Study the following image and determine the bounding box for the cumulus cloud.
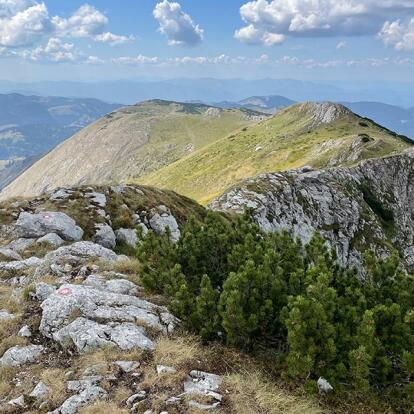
[94,32,135,46]
[52,4,108,38]
[235,0,414,46]
[0,1,133,52]
[379,18,414,50]
[18,37,78,62]
[153,0,203,46]
[0,0,52,47]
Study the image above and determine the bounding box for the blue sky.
[0,0,414,82]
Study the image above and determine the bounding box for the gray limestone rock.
[115,228,138,248]
[37,233,65,248]
[0,345,44,367]
[149,206,180,242]
[15,211,83,241]
[92,224,116,249]
[49,386,107,414]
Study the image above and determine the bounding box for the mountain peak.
[293,101,353,125]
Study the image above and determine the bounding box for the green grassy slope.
[0,100,265,200]
[137,102,413,204]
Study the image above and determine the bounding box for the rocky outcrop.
[15,211,83,241]
[211,150,414,270]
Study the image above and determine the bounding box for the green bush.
[136,211,414,408]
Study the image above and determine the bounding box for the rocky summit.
[210,149,414,271]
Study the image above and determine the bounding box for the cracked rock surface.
[211,150,414,271]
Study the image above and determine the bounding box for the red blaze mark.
[58,288,72,296]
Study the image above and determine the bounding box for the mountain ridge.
[139,101,412,203]
[0,100,264,201]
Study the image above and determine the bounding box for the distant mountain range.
[1,78,414,107]
[214,96,414,139]
[0,93,121,189]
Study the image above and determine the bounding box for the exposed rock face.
[211,150,414,270]
[297,101,352,126]
[15,211,83,241]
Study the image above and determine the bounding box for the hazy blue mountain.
[215,95,296,113]
[1,78,413,106]
[0,93,121,189]
[342,101,414,139]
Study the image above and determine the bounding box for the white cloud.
[112,55,160,65]
[94,32,135,46]
[153,0,203,46]
[0,1,133,53]
[235,0,414,46]
[336,41,347,49]
[19,37,79,62]
[52,4,108,38]
[0,1,51,47]
[379,18,414,50]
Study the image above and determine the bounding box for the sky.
[0,0,414,82]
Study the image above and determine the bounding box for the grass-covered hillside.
[0,100,264,201]
[138,102,412,204]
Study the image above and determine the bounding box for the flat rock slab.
[84,274,138,295]
[0,345,44,367]
[44,241,119,263]
[15,211,83,241]
[53,317,155,353]
[0,256,44,272]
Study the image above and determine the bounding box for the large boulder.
[15,211,83,241]
[92,224,116,249]
[149,206,180,242]
[44,241,119,263]
[0,345,44,367]
[115,228,138,248]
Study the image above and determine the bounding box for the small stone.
[18,325,32,337]
[115,360,140,373]
[126,391,147,406]
[0,309,14,320]
[30,381,49,399]
[188,400,220,411]
[8,395,26,408]
[157,365,177,375]
[317,377,333,394]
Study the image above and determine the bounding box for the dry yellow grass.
[40,368,69,407]
[224,371,325,414]
[0,336,27,357]
[154,335,202,370]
